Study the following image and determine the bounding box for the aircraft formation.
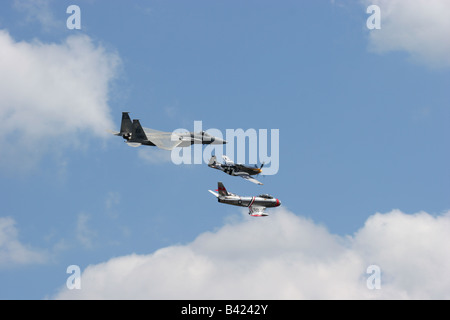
[113,112,281,216]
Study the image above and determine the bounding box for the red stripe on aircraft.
[248,197,256,207]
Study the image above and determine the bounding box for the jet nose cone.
[213,138,227,144]
[276,198,281,206]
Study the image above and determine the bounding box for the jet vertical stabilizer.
[131,119,148,141]
[217,182,229,197]
[120,112,133,138]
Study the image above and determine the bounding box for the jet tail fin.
[217,182,229,197]
[130,119,148,141]
[120,112,133,138]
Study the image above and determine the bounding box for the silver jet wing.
[249,205,268,217]
[143,127,184,150]
[238,173,263,185]
[208,190,219,197]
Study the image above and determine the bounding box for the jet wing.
[143,128,183,150]
[249,205,268,216]
[208,190,219,197]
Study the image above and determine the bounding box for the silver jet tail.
[217,182,229,197]
[208,181,229,198]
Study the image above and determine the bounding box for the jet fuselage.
[218,195,281,208]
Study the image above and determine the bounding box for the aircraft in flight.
[208,182,281,217]
[112,112,227,150]
[208,155,264,185]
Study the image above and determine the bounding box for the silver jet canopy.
[208,182,281,217]
[112,112,227,150]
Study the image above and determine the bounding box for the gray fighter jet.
[112,112,226,150]
[208,182,281,217]
[208,155,264,185]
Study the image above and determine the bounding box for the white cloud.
[0,217,47,267]
[0,30,120,170]
[54,208,450,299]
[13,0,59,31]
[362,0,450,68]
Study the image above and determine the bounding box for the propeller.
[252,162,265,177]
[253,162,264,169]
[259,162,267,181]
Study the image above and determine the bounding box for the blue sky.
[0,0,449,299]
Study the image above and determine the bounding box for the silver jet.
[208,155,264,185]
[112,112,226,150]
[208,182,281,217]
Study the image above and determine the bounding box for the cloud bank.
[54,208,450,299]
[0,217,47,267]
[0,30,120,170]
[363,0,450,68]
